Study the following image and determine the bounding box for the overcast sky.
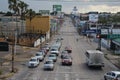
[0,0,120,13]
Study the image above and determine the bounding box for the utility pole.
[96,23,101,51]
[11,43,15,72]
[110,24,113,50]
[11,29,17,72]
[40,30,42,49]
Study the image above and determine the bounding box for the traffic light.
[96,34,107,39]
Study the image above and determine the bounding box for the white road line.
[75,78,80,80]
[54,77,58,80]
[65,73,69,80]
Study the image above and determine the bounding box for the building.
[0,16,26,38]
[19,16,50,46]
[26,16,50,34]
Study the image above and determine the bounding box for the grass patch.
[0,72,14,79]
[0,70,2,75]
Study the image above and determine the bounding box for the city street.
[8,17,119,80]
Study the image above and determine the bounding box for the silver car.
[48,54,57,62]
[44,59,54,70]
[104,71,120,80]
[35,52,44,61]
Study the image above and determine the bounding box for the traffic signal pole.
[96,24,101,51]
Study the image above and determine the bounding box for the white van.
[85,50,104,67]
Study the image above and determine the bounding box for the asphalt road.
[8,17,119,80]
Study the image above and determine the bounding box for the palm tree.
[18,1,28,20]
[18,1,29,33]
[8,0,19,15]
[26,9,36,33]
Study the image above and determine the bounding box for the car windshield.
[63,56,71,59]
[51,48,57,51]
[45,61,53,64]
[49,55,55,57]
[30,59,37,61]
[36,54,42,56]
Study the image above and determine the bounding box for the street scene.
[0,0,120,80]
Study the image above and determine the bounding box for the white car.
[28,57,39,68]
[48,54,57,62]
[39,51,46,57]
[44,59,54,70]
[35,52,44,61]
[50,48,60,56]
[104,71,120,80]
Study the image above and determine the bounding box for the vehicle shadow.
[80,63,103,71]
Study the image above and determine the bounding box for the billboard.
[39,10,50,15]
[89,14,98,22]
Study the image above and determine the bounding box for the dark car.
[61,55,72,66]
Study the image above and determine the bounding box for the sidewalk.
[104,50,120,69]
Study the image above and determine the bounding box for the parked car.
[35,52,44,61]
[104,71,120,80]
[44,59,54,70]
[61,55,72,66]
[48,54,57,62]
[65,46,72,53]
[28,57,39,68]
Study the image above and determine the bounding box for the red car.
[61,55,72,66]
[65,46,72,53]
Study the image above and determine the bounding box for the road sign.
[107,34,120,39]
[82,29,100,34]
[53,5,62,12]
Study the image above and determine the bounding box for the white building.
[0,16,26,38]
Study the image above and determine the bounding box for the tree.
[18,1,28,20]
[8,0,19,15]
[4,11,12,16]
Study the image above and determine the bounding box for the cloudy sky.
[0,0,120,13]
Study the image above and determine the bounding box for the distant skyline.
[0,0,120,13]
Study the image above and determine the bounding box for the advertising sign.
[89,14,98,22]
[39,10,50,15]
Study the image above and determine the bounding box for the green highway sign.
[107,34,120,39]
[53,5,62,12]
[39,10,50,15]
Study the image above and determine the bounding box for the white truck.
[85,50,104,68]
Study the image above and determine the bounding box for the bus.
[85,50,104,68]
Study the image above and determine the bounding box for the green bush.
[0,70,2,75]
